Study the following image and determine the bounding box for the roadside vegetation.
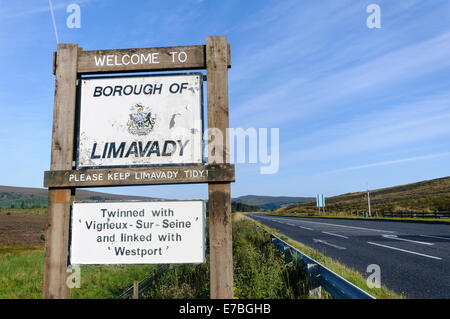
[245,213,402,299]
[0,212,312,299]
[0,208,401,299]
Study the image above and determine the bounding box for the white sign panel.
[70,200,205,265]
[77,73,203,168]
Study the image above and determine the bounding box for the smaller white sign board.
[70,200,205,265]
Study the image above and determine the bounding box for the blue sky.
[1,0,450,200]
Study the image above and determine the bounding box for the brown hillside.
[277,176,450,215]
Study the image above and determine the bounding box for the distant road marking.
[292,219,394,233]
[299,226,314,231]
[313,239,346,250]
[367,242,442,260]
[382,234,434,246]
[419,234,450,241]
[287,223,296,226]
[322,231,349,239]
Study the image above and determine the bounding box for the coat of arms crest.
[127,103,156,136]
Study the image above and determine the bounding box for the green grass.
[245,215,403,299]
[232,214,309,299]
[144,214,310,299]
[141,263,210,299]
[0,246,159,299]
[72,264,159,299]
[0,208,47,216]
[0,247,45,298]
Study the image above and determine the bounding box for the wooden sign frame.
[43,37,233,299]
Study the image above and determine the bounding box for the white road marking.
[419,234,450,241]
[313,239,346,250]
[322,231,349,239]
[382,234,434,246]
[287,223,296,226]
[286,219,394,233]
[367,242,442,260]
[299,226,314,231]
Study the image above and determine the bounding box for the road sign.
[70,200,205,265]
[44,37,233,299]
[77,73,203,168]
[316,194,325,208]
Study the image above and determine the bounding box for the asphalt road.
[247,214,450,299]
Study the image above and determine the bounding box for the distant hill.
[0,185,161,209]
[233,195,315,210]
[0,186,312,211]
[276,176,450,215]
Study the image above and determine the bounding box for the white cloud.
[235,29,450,128]
[326,152,450,174]
[286,92,450,163]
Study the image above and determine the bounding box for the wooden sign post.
[206,37,233,299]
[44,43,78,299]
[43,37,234,299]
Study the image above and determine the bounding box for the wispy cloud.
[0,0,94,19]
[325,152,450,174]
[287,92,450,163]
[233,29,450,128]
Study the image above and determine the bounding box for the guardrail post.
[307,264,321,298]
[133,280,139,299]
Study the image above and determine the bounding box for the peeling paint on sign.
[77,74,203,168]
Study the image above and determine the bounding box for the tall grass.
[255,224,402,299]
[232,217,308,299]
[71,264,160,299]
[142,215,309,299]
[142,263,210,299]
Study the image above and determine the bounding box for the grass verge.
[243,214,403,299]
